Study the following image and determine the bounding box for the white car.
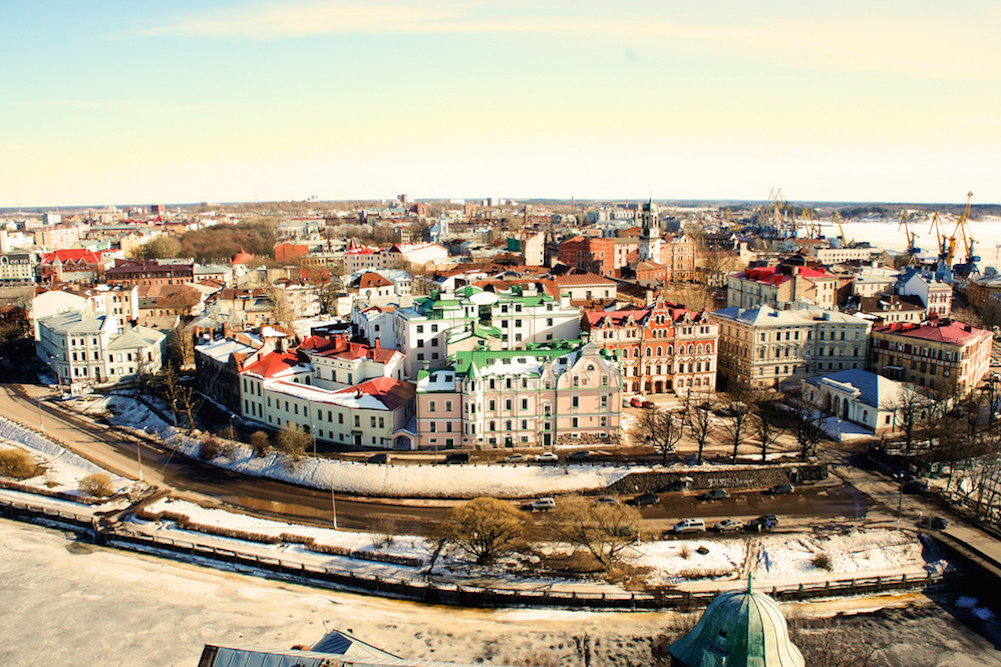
[528,497,556,511]
[503,454,527,463]
[673,518,706,534]
[534,452,559,463]
[714,518,743,532]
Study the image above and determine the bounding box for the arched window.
[862,409,869,422]
[646,348,652,357]
[696,343,703,354]
[656,346,663,356]
[695,377,702,387]
[667,345,673,355]
[688,344,695,355]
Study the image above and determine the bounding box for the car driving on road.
[673,518,706,534]
[527,497,556,511]
[630,493,660,507]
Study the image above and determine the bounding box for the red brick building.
[584,297,719,395]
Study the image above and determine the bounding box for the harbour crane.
[951,192,980,277]
[834,211,853,248]
[897,210,920,266]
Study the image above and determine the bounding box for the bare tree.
[753,394,786,463]
[631,406,684,464]
[249,430,270,457]
[786,390,827,461]
[685,390,715,464]
[894,385,931,453]
[267,287,301,329]
[166,324,195,369]
[549,496,641,569]
[275,423,312,461]
[719,382,755,462]
[433,497,526,565]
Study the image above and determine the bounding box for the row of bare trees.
[631,383,827,464]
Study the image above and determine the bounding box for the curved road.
[0,381,871,536]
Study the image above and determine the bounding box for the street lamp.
[331,485,338,530]
[36,396,44,433]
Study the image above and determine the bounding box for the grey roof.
[200,646,518,667]
[668,583,804,667]
[37,310,107,334]
[195,337,258,363]
[107,326,165,350]
[805,369,912,410]
[711,305,869,328]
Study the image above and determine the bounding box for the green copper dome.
[668,579,804,667]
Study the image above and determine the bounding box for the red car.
[630,396,655,409]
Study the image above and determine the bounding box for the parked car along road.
[533,452,558,463]
[630,493,661,507]
[566,450,592,461]
[673,518,706,534]
[526,497,556,511]
[444,452,469,464]
[699,489,730,501]
[714,518,743,532]
[766,484,794,495]
[366,453,390,464]
[503,454,526,463]
[746,514,779,531]
[630,396,655,409]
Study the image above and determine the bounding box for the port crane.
[834,211,853,248]
[897,210,920,266]
[951,191,980,278]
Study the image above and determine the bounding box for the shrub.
[250,431,270,457]
[198,436,221,460]
[679,544,691,560]
[812,551,833,571]
[79,473,114,497]
[0,448,39,479]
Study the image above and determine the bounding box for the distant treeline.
[177,218,278,263]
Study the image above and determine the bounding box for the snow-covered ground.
[76,395,646,498]
[0,417,131,498]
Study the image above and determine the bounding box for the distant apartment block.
[727,262,838,311]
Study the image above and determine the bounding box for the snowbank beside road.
[80,395,644,498]
[0,417,131,497]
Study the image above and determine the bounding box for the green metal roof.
[668,582,804,667]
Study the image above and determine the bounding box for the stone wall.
[604,462,828,495]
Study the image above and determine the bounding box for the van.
[673,519,706,534]
[528,497,556,511]
[444,452,469,464]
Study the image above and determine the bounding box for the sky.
[1,1,1000,208]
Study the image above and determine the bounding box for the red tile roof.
[333,377,415,411]
[552,272,616,286]
[241,350,304,378]
[874,319,990,345]
[740,265,832,286]
[41,249,102,265]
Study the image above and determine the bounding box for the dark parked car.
[566,450,592,461]
[595,496,619,505]
[918,516,950,531]
[630,493,661,507]
[766,484,795,495]
[747,514,779,531]
[699,489,730,501]
[444,452,469,464]
[902,479,929,494]
[366,453,390,464]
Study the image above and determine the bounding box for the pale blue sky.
[2,1,999,207]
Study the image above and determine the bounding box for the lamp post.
[136,440,144,482]
[331,485,338,530]
[36,397,44,433]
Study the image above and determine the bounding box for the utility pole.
[136,440,144,482]
[36,397,44,433]
[331,485,338,530]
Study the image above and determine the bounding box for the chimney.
[374,337,381,349]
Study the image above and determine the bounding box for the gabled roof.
[41,249,102,265]
[241,350,310,379]
[352,272,392,289]
[873,318,990,345]
[552,272,616,287]
[331,377,415,411]
[806,369,913,410]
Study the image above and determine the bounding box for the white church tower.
[638,199,662,263]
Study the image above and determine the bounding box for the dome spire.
[748,572,753,594]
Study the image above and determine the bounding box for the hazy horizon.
[3,2,999,207]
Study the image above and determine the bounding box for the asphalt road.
[0,380,873,537]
